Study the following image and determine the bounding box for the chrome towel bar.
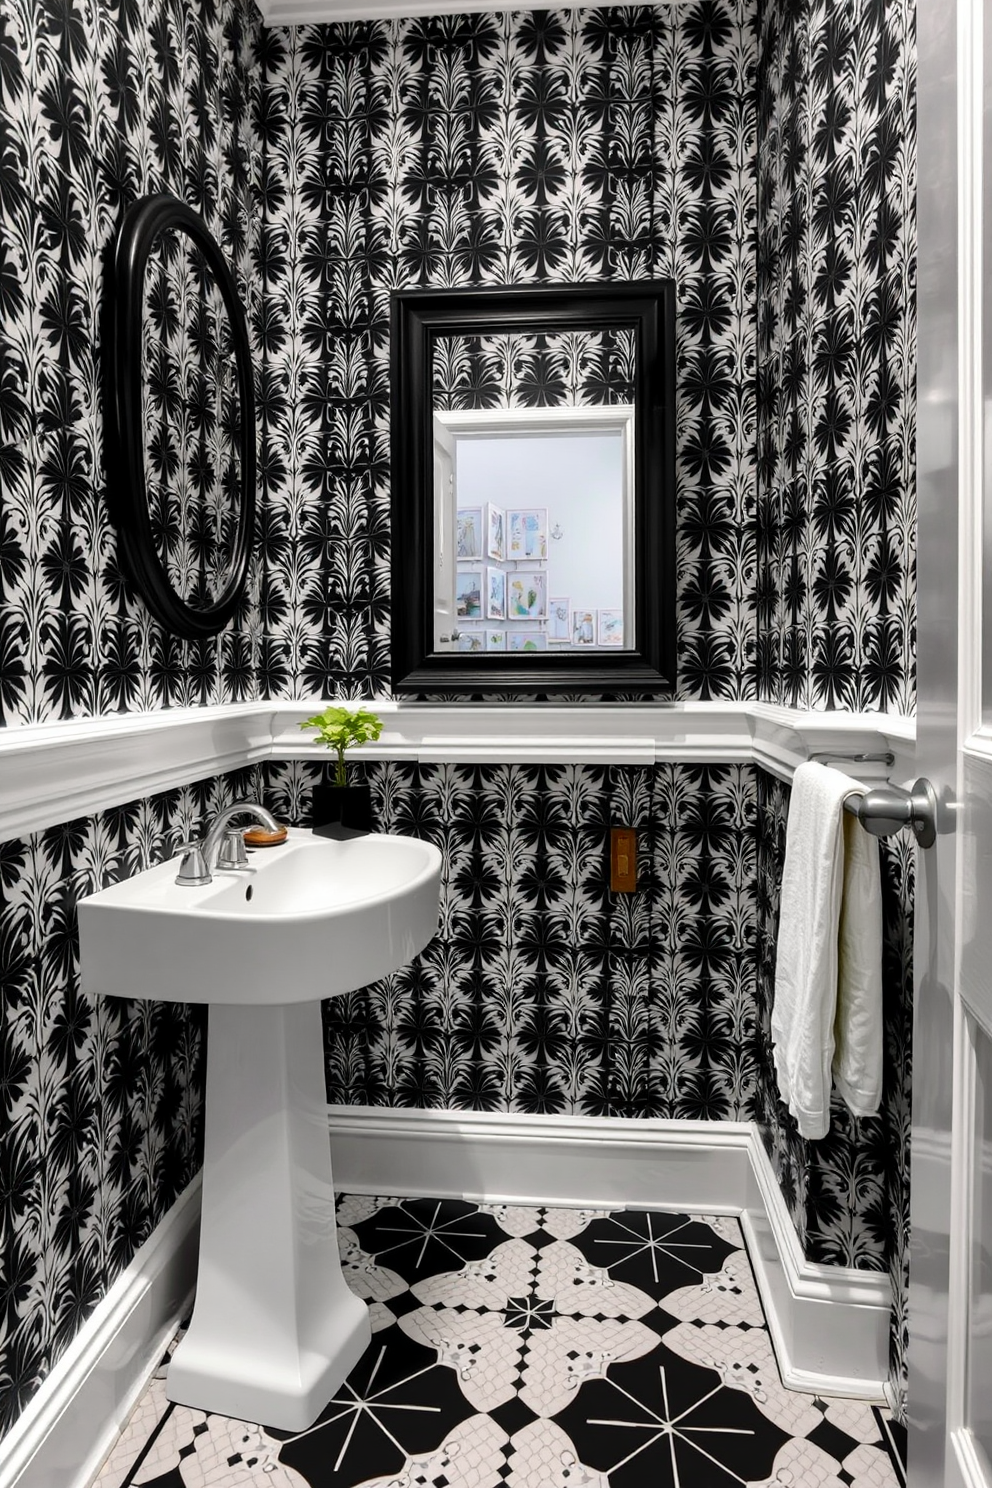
[805,752,936,847]
[841,779,937,848]
[812,750,896,768]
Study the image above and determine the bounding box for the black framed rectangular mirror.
[390,282,676,696]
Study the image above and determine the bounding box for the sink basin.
[79,828,441,1005]
[77,827,442,1432]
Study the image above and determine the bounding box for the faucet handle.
[176,841,211,886]
[215,828,249,871]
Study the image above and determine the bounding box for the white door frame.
[913,2,992,1484]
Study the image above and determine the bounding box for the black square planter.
[311,783,374,835]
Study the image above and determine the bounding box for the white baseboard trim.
[742,1132,891,1398]
[0,1177,201,1488]
[0,1110,894,1487]
[326,1106,754,1212]
[327,1106,892,1399]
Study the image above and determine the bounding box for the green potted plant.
[299,705,383,834]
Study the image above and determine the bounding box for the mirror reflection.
[141,227,243,612]
[431,328,635,655]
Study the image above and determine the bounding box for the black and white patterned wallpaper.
[754,0,916,1417]
[755,0,916,714]
[0,0,265,727]
[0,0,267,1440]
[257,6,759,702]
[432,327,636,411]
[141,232,247,610]
[0,766,262,1435]
[0,0,919,1444]
[267,758,761,1117]
[755,769,914,1419]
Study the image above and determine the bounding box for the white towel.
[833,810,884,1117]
[772,762,883,1139]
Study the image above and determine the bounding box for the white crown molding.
[0,698,915,840]
[0,1177,200,1488]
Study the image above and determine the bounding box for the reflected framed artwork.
[486,504,505,562]
[549,596,570,642]
[598,609,624,646]
[508,508,547,561]
[572,609,596,646]
[486,567,505,620]
[455,570,483,619]
[456,508,482,559]
[507,571,548,621]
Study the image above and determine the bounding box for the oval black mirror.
[103,194,256,638]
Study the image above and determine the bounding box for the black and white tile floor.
[95,1198,906,1488]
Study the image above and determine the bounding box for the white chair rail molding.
[0,698,915,841]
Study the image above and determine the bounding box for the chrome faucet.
[175,800,280,886]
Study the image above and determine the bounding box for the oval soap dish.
[243,825,288,847]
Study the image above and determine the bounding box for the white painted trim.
[327,1106,754,1212]
[963,726,992,764]
[957,0,984,752]
[747,703,916,785]
[435,405,635,435]
[0,699,915,839]
[2,1112,892,1482]
[946,1003,981,1465]
[326,1106,891,1398]
[950,1428,992,1488]
[742,1131,890,1399]
[256,0,694,23]
[0,704,275,842]
[0,1177,201,1488]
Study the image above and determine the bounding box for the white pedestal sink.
[78,829,442,1430]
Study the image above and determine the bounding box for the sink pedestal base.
[167,1001,371,1431]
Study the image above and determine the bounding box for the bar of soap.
[243,825,288,847]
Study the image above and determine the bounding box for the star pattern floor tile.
[92,1198,905,1488]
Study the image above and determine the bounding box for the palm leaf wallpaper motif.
[141,234,245,610]
[756,0,916,712]
[754,0,915,1409]
[268,759,760,1119]
[0,767,262,1434]
[0,0,265,727]
[755,770,915,1421]
[0,0,917,1442]
[258,6,759,702]
[432,328,636,411]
